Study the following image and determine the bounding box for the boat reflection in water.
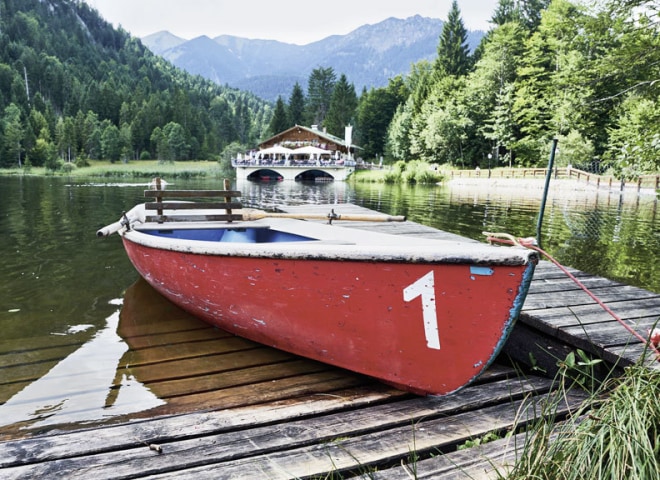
[0,278,232,436]
[0,282,169,434]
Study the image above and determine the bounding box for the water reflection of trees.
[352,181,659,293]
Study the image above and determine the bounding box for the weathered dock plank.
[517,264,660,370]
[145,397,564,480]
[1,374,580,480]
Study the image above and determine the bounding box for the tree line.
[0,0,272,169]
[269,0,659,177]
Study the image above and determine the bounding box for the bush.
[401,160,445,184]
[383,169,402,183]
[75,156,90,168]
[61,162,76,173]
[45,156,62,172]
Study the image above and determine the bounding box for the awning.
[292,146,332,156]
[258,146,293,156]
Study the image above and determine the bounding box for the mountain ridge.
[142,16,484,101]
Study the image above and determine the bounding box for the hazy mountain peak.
[141,16,483,101]
[141,31,187,52]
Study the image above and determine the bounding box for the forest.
[274,0,659,177]
[0,0,658,178]
[0,0,272,169]
[386,0,659,177]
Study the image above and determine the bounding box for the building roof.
[259,125,361,150]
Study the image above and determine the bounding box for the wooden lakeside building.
[233,125,360,182]
[1,204,659,479]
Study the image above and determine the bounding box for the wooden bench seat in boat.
[144,178,243,223]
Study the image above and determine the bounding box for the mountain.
[142,16,484,101]
[142,30,187,52]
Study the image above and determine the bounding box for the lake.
[0,175,657,436]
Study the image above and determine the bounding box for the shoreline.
[1,167,658,200]
[447,176,658,198]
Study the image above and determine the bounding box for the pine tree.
[434,0,471,77]
[268,96,289,136]
[324,74,357,137]
[519,0,551,31]
[234,97,252,145]
[491,0,550,31]
[288,82,306,126]
[491,0,522,26]
[306,67,336,126]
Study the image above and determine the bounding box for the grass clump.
[349,169,388,183]
[352,160,445,184]
[350,161,445,184]
[400,160,444,184]
[506,363,660,480]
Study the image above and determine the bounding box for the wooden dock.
[1,204,658,479]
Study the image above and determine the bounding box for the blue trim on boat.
[494,260,537,356]
[470,266,495,276]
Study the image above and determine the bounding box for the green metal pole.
[536,138,558,248]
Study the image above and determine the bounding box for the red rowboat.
[98,193,537,395]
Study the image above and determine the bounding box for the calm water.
[0,175,657,435]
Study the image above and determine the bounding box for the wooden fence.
[449,167,660,191]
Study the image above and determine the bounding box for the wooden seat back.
[144,178,243,223]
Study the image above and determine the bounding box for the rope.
[483,231,660,361]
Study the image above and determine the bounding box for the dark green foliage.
[491,0,522,26]
[306,66,336,127]
[0,0,270,168]
[355,77,408,159]
[268,96,289,136]
[324,74,357,138]
[434,0,472,77]
[288,82,306,127]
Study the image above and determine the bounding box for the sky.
[87,0,499,45]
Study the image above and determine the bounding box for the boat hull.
[121,233,535,395]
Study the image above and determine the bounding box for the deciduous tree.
[2,103,25,167]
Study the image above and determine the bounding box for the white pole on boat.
[241,208,405,223]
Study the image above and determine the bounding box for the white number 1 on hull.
[403,270,440,350]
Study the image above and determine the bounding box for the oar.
[241,208,406,224]
[96,211,136,237]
